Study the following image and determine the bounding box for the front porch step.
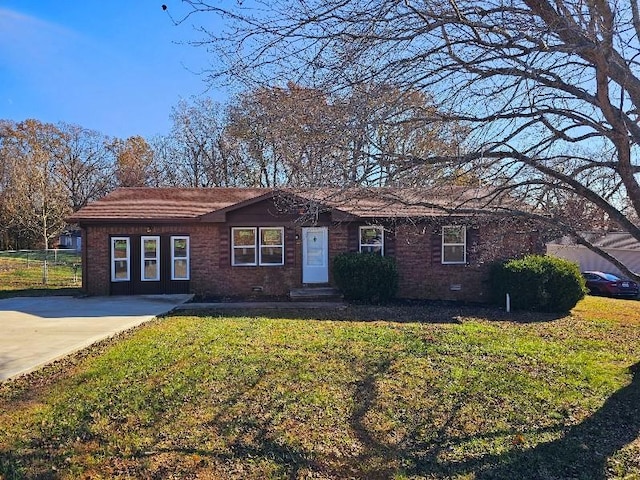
[289,287,343,302]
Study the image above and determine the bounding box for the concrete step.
[289,287,343,302]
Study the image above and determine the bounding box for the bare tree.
[57,123,115,211]
[155,97,239,187]
[224,82,460,186]
[0,120,70,249]
[176,0,640,278]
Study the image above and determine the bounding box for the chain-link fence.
[0,249,82,291]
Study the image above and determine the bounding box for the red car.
[582,271,639,298]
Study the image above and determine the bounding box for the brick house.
[68,186,543,302]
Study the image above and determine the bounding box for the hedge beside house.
[490,255,586,312]
[333,252,398,303]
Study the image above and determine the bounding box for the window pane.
[113,239,128,259]
[443,245,465,263]
[361,227,383,245]
[144,260,158,280]
[234,247,256,265]
[173,259,188,279]
[173,238,188,258]
[233,229,256,246]
[114,260,128,279]
[143,239,157,259]
[261,228,282,246]
[261,246,283,264]
[361,245,383,255]
[443,226,464,243]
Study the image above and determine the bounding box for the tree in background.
[224,82,461,187]
[341,84,463,186]
[177,0,640,279]
[0,120,70,249]
[57,123,115,211]
[225,83,344,187]
[154,97,249,187]
[110,135,159,188]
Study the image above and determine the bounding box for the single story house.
[68,186,544,302]
[547,232,640,278]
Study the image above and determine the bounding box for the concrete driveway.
[0,295,192,381]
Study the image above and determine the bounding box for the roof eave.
[71,217,202,226]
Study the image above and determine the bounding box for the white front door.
[302,227,329,283]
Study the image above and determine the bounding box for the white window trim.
[141,235,160,281]
[111,237,130,282]
[442,225,467,265]
[171,236,190,280]
[259,227,285,266]
[359,226,384,255]
[232,227,257,266]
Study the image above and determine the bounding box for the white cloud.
[0,8,80,65]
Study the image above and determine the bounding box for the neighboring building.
[547,232,640,277]
[68,187,544,302]
[58,228,82,252]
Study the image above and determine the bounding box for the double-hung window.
[171,236,190,280]
[359,226,384,255]
[232,227,284,266]
[141,236,160,281]
[111,237,130,282]
[232,228,257,265]
[259,227,284,265]
[442,226,466,264]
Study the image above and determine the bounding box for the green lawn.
[1,296,639,479]
[0,251,82,298]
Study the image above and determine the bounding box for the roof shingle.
[68,186,509,223]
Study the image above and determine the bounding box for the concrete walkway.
[0,295,192,381]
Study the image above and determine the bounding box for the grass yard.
[0,251,82,298]
[0,296,639,479]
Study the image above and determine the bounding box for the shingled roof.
[68,186,509,223]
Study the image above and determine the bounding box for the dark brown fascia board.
[330,209,359,222]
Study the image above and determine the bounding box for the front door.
[302,227,329,283]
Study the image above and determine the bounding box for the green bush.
[490,255,587,312]
[333,252,398,303]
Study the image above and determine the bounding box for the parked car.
[582,271,639,298]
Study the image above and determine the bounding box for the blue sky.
[0,1,222,139]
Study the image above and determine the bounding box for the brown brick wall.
[83,223,210,296]
[393,220,541,302]
[82,217,540,302]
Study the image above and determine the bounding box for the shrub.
[333,252,398,303]
[490,255,587,312]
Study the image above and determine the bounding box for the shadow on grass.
[304,358,638,478]
[1,355,637,479]
[175,301,566,324]
[472,361,640,479]
[0,287,82,300]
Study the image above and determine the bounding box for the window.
[111,237,130,281]
[260,227,284,265]
[359,226,384,255]
[141,236,160,281]
[232,228,257,265]
[442,226,466,264]
[232,227,285,266]
[171,236,190,280]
